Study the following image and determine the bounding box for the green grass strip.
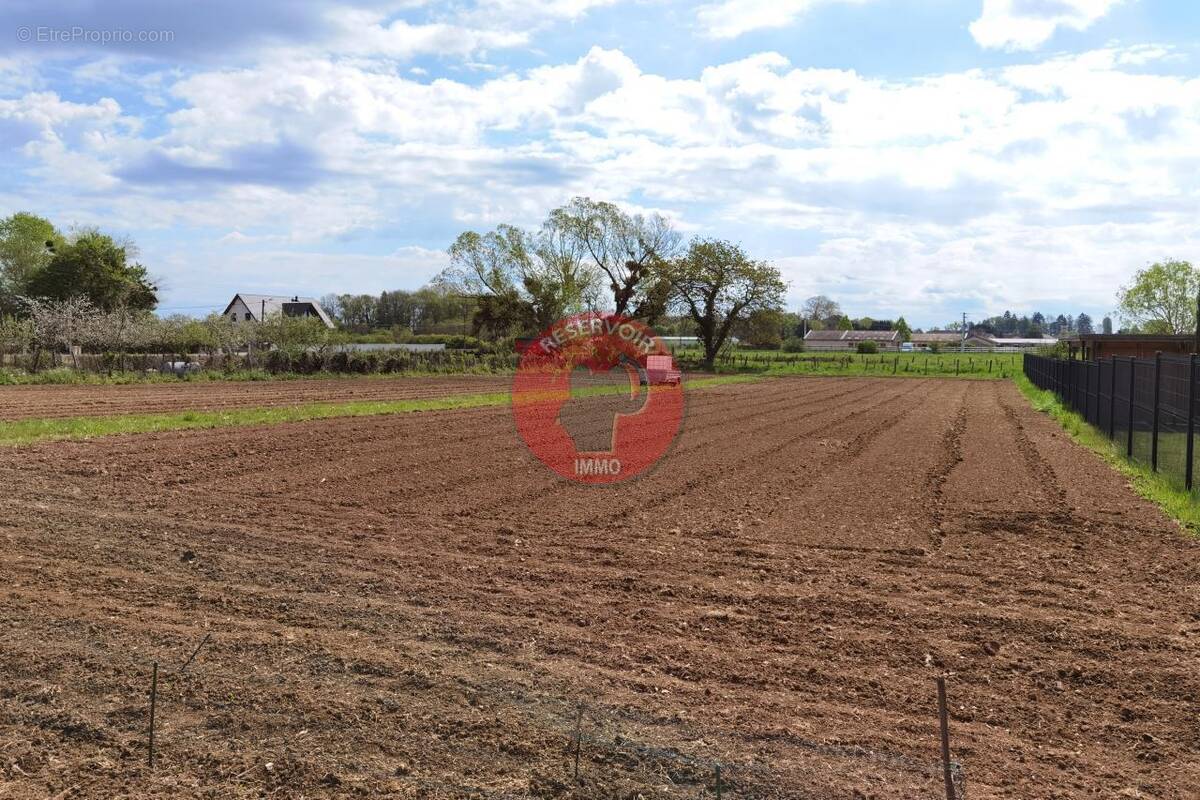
[0,374,761,446]
[1012,372,1200,533]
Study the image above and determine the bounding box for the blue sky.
[2,0,1199,328]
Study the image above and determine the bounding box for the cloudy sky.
[1,0,1198,327]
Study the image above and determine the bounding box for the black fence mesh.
[1024,353,1198,492]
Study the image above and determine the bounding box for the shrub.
[928,342,941,354]
[391,332,483,350]
[856,340,879,354]
[382,352,412,373]
[782,336,806,353]
[265,350,293,373]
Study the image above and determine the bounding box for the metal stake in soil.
[715,764,724,799]
[936,676,955,800]
[179,632,211,674]
[148,661,159,769]
[572,704,583,779]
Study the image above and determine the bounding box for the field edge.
[1012,371,1200,534]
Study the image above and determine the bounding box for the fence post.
[1152,351,1162,471]
[1109,355,1117,440]
[1127,356,1136,458]
[1188,354,1197,492]
[936,676,957,800]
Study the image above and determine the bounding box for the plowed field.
[0,377,1197,798]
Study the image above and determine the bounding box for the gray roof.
[911,332,966,343]
[224,294,335,328]
[987,337,1057,346]
[804,330,900,341]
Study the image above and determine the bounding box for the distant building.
[1065,334,1193,360]
[982,337,1057,351]
[910,331,986,349]
[803,327,1063,352]
[804,330,903,350]
[222,294,335,328]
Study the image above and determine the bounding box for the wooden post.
[936,676,956,800]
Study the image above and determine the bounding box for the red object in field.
[644,354,682,385]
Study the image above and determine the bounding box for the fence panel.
[1158,356,1192,481]
[1096,358,1111,435]
[1024,352,1199,492]
[1130,359,1156,466]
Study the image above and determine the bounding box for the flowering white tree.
[22,296,97,371]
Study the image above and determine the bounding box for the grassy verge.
[0,374,759,446]
[671,350,1021,380]
[1012,372,1200,533]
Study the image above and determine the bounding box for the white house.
[222,294,335,328]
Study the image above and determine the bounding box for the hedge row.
[258,349,517,375]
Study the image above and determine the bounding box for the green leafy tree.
[895,316,912,342]
[664,238,786,370]
[547,197,678,319]
[836,315,853,331]
[0,213,63,313]
[734,308,785,349]
[1116,260,1200,334]
[439,222,596,338]
[27,230,156,312]
[1075,313,1093,334]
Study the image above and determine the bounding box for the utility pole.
[960,312,967,352]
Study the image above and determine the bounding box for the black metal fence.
[1024,353,1199,491]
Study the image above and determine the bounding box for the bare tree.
[800,295,842,325]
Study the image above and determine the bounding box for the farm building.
[804,330,903,351]
[910,332,983,349]
[985,337,1057,350]
[222,294,336,328]
[806,329,1059,352]
[1064,333,1194,360]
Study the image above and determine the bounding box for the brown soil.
[0,377,1197,798]
[0,375,514,421]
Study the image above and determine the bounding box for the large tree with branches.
[665,238,787,371]
[439,222,597,338]
[547,197,679,321]
[1116,260,1200,334]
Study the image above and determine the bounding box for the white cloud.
[6,40,1200,322]
[696,0,872,39]
[970,0,1126,51]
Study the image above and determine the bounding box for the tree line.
[433,197,786,369]
[0,212,157,317]
[0,203,790,372]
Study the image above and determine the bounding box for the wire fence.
[1024,352,1199,491]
